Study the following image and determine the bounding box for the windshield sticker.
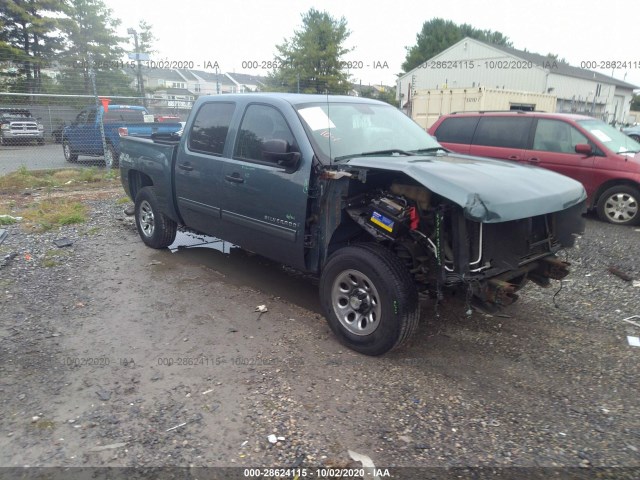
[590,129,612,143]
[299,107,336,131]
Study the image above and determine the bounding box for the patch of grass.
[22,198,87,232]
[84,226,100,235]
[42,248,72,267]
[0,168,120,192]
[0,215,17,225]
[116,196,131,205]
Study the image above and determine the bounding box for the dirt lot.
[0,185,639,478]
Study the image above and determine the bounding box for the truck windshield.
[577,119,640,154]
[296,102,442,162]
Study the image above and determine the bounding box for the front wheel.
[62,140,78,162]
[134,187,177,248]
[596,185,640,226]
[319,243,420,356]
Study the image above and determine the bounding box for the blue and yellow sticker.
[370,211,394,232]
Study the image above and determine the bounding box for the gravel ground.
[0,189,639,479]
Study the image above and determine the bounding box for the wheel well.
[325,217,370,266]
[128,170,153,201]
[592,180,640,208]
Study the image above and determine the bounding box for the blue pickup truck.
[62,105,181,167]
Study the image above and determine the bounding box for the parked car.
[119,93,586,356]
[429,112,640,226]
[622,125,640,143]
[62,105,182,167]
[0,108,45,146]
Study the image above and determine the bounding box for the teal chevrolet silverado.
[119,93,586,356]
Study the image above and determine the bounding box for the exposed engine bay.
[343,180,582,310]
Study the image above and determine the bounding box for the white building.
[397,37,638,124]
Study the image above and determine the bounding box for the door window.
[188,102,236,155]
[433,117,479,144]
[473,117,532,148]
[233,104,297,164]
[533,119,589,154]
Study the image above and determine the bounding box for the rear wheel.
[597,185,640,226]
[62,140,78,162]
[134,187,177,248]
[105,143,119,169]
[319,243,420,356]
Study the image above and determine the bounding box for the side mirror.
[575,143,592,156]
[262,139,301,169]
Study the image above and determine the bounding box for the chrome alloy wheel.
[603,192,638,224]
[331,269,381,336]
[138,200,155,237]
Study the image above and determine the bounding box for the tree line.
[0,0,154,98]
[1,2,516,104]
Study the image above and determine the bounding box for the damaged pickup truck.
[119,94,586,355]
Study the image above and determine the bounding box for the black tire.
[134,186,177,249]
[319,243,420,356]
[105,143,119,169]
[596,185,640,226]
[62,139,78,162]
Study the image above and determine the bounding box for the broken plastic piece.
[608,266,633,282]
[627,336,640,347]
[267,434,278,444]
[53,237,73,248]
[255,305,268,313]
[622,316,640,328]
[348,450,381,480]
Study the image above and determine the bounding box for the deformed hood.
[345,153,587,223]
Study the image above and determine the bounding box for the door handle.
[508,155,520,160]
[225,173,244,184]
[178,162,193,171]
[527,157,540,164]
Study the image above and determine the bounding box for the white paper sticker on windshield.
[590,129,612,142]
[299,107,336,131]
[143,114,155,123]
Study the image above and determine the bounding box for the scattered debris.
[31,416,40,423]
[240,440,248,448]
[202,389,214,395]
[166,422,187,432]
[622,316,640,328]
[53,237,73,248]
[255,305,268,313]
[267,434,278,444]
[0,229,7,245]
[95,389,111,401]
[348,450,380,480]
[0,252,17,269]
[627,336,640,347]
[608,266,634,282]
[633,280,640,288]
[88,442,127,452]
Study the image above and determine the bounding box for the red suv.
[428,112,640,225]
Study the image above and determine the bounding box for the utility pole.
[128,28,146,107]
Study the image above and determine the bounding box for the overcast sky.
[104,0,639,89]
